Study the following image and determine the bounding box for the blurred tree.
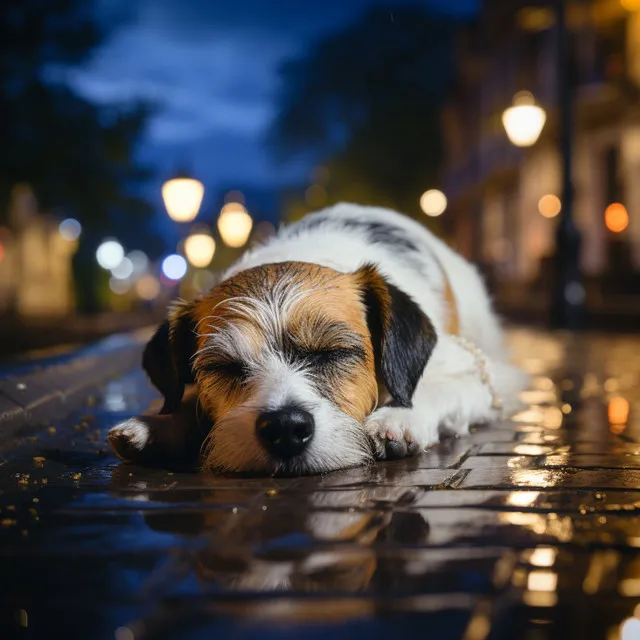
[270,7,455,220]
[0,0,154,311]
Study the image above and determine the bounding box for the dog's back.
[225,203,505,360]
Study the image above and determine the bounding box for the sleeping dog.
[109,203,526,474]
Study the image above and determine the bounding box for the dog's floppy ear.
[356,263,437,408]
[142,300,198,414]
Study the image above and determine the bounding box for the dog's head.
[143,261,437,474]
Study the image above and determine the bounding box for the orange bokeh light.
[605,203,629,233]
[538,194,561,218]
[608,397,630,426]
[621,0,640,11]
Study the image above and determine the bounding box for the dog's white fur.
[217,204,524,463]
[111,203,526,474]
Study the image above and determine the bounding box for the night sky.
[58,0,478,243]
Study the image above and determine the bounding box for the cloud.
[62,21,296,144]
[61,0,478,192]
[75,0,478,143]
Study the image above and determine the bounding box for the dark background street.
[1,0,640,638]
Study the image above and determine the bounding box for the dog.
[109,203,526,475]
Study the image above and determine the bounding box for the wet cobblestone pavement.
[2,328,640,639]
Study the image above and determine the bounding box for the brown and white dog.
[109,204,526,475]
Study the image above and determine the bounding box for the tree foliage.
[0,0,153,232]
[270,7,455,218]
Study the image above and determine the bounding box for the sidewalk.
[1,328,639,639]
[0,310,163,359]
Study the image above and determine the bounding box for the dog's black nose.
[255,407,314,459]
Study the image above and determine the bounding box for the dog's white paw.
[108,418,150,462]
[440,413,471,436]
[364,407,438,460]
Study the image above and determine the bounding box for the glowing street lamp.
[502,91,547,147]
[162,172,204,223]
[217,202,253,248]
[184,232,216,268]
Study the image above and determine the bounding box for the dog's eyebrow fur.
[287,319,365,352]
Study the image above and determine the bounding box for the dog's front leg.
[108,387,212,468]
[364,335,526,460]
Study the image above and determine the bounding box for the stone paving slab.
[0,329,152,442]
[1,329,640,639]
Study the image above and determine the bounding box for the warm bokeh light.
[127,250,149,276]
[162,254,188,280]
[420,189,447,216]
[109,277,131,295]
[527,570,558,592]
[135,274,161,300]
[506,491,540,507]
[218,202,253,248]
[502,91,547,147]
[184,233,216,268]
[0,244,4,265]
[604,203,629,233]
[529,547,557,568]
[96,239,124,270]
[517,7,555,31]
[111,257,134,281]
[162,177,204,223]
[621,0,640,11]
[608,397,630,426]
[538,195,561,218]
[59,218,82,241]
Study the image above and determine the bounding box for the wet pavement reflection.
[1,329,640,638]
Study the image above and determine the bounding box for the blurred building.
[0,184,76,317]
[442,0,640,301]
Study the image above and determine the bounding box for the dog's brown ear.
[356,263,437,408]
[142,300,197,414]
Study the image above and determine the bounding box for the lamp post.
[502,0,586,330]
[550,0,586,329]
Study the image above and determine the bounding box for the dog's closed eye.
[299,347,366,368]
[203,360,250,382]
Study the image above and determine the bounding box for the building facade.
[0,184,77,317]
[442,0,640,296]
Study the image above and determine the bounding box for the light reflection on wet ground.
[1,329,640,638]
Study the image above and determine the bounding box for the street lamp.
[162,171,204,223]
[504,0,585,330]
[502,91,547,147]
[184,232,216,268]
[217,202,253,248]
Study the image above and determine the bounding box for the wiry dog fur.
[109,203,527,475]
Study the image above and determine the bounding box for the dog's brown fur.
[190,262,380,428]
